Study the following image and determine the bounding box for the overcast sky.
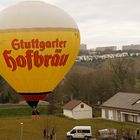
[0,0,140,49]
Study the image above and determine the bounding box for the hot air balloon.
[0,1,80,109]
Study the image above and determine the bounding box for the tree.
[47,57,137,106]
[108,58,136,91]
[63,73,82,100]
[0,76,20,103]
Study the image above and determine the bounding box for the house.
[63,100,92,119]
[101,92,140,123]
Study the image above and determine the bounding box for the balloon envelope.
[0,1,80,103]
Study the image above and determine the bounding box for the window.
[77,130,82,133]
[71,130,76,134]
[136,100,140,104]
[105,109,109,119]
[81,104,84,108]
[82,130,90,133]
[132,99,140,105]
[77,129,90,133]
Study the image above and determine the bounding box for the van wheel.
[84,136,89,140]
[69,136,73,140]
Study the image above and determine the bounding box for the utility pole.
[20,122,23,140]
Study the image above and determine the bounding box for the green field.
[0,106,139,140]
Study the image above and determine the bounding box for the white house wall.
[102,108,140,123]
[137,116,140,122]
[101,109,105,118]
[108,110,113,120]
[72,103,92,119]
[113,110,118,121]
[63,109,73,118]
[101,108,118,121]
[120,112,140,123]
[128,115,136,122]
[120,113,125,122]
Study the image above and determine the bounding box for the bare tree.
[108,58,136,91]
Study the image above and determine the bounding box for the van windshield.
[71,129,76,134]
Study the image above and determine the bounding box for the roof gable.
[63,100,82,110]
[102,92,140,111]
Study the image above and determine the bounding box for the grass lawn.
[0,106,139,140]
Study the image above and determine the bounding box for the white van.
[66,126,92,140]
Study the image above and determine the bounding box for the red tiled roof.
[63,100,82,110]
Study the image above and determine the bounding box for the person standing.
[43,128,46,139]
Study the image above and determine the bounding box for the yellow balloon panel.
[0,29,80,93]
